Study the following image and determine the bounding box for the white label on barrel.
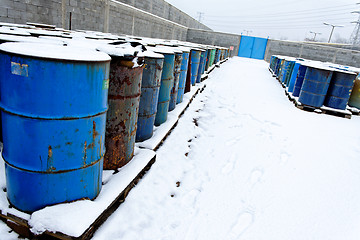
[103,79,109,89]
[11,62,28,77]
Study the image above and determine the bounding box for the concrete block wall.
[264,39,360,68]
[186,28,241,57]
[114,0,211,30]
[108,1,187,40]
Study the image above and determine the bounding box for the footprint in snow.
[228,212,254,239]
[221,153,238,174]
[249,168,263,186]
[279,152,290,165]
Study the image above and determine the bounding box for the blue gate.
[238,36,268,60]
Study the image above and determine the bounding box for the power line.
[205,3,356,18]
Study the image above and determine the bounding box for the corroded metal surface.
[104,57,144,170]
[169,52,183,111]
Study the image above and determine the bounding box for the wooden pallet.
[0,151,156,240]
[294,98,352,119]
[347,106,360,116]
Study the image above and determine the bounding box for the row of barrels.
[0,22,230,212]
[269,55,360,110]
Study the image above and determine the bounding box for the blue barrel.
[169,49,183,111]
[190,49,201,86]
[269,56,276,71]
[196,49,206,83]
[215,48,221,64]
[285,61,295,87]
[280,60,291,84]
[204,48,211,71]
[201,48,209,74]
[136,52,164,142]
[274,57,283,78]
[293,64,308,97]
[276,58,285,79]
[324,70,357,110]
[299,64,333,107]
[0,42,110,212]
[288,62,301,93]
[153,47,175,126]
[176,47,190,104]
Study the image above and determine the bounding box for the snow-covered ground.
[2,57,360,239]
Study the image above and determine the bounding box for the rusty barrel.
[176,47,190,104]
[0,42,110,212]
[153,47,175,126]
[324,69,357,110]
[348,73,360,109]
[169,48,183,111]
[185,49,192,93]
[102,47,144,170]
[135,51,164,142]
[298,63,333,108]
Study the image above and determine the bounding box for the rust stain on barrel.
[104,57,144,170]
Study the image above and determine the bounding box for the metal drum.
[274,57,283,78]
[135,51,164,142]
[215,48,221,64]
[299,64,333,107]
[288,62,301,93]
[0,42,110,212]
[292,63,308,97]
[169,48,183,111]
[204,48,211,71]
[176,47,190,104]
[185,51,192,93]
[284,60,295,87]
[201,48,209,75]
[280,60,291,84]
[153,47,175,126]
[190,48,201,86]
[209,48,216,67]
[102,46,145,170]
[348,74,360,109]
[324,70,357,110]
[196,49,206,83]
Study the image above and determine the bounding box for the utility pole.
[197,12,204,23]
[350,10,360,45]
[243,30,252,36]
[323,22,344,43]
[309,31,321,41]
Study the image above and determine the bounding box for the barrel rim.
[0,42,112,62]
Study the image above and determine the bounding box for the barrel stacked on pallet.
[268,54,359,118]
[0,22,230,213]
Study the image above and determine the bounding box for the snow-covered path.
[92,57,360,240]
[2,57,360,239]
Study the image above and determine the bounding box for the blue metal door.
[238,36,268,60]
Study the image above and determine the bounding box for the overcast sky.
[166,0,360,43]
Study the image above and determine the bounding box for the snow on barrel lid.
[0,26,31,36]
[300,61,334,72]
[0,42,111,62]
[177,46,190,53]
[147,46,175,55]
[137,50,164,59]
[97,42,144,58]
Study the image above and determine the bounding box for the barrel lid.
[0,42,111,62]
[331,68,357,75]
[0,26,31,36]
[300,61,334,71]
[177,46,190,53]
[147,46,175,55]
[137,50,164,59]
[96,43,144,58]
